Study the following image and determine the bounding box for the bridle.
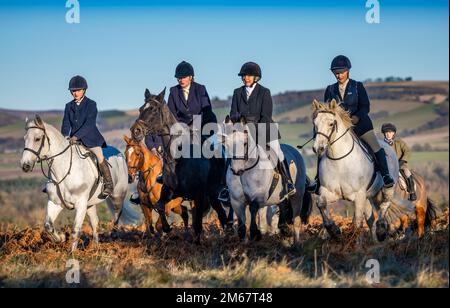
[314,110,354,161]
[229,130,261,176]
[23,125,74,209]
[126,143,160,195]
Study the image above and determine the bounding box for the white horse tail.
[117,199,140,225]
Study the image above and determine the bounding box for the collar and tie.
[182,85,191,102]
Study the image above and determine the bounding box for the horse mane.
[312,99,353,129]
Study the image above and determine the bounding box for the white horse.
[20,115,138,251]
[219,116,312,243]
[312,99,414,241]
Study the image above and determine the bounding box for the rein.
[24,125,74,209]
[314,111,355,161]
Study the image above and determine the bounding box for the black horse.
[132,88,233,243]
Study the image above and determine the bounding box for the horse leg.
[156,185,173,233]
[317,189,341,238]
[277,200,291,236]
[72,200,88,252]
[86,205,99,246]
[249,201,262,241]
[353,193,368,245]
[210,196,229,231]
[44,200,65,243]
[415,201,426,239]
[231,200,247,241]
[364,199,378,242]
[192,196,205,244]
[290,193,303,244]
[141,204,155,235]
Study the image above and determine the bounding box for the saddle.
[75,143,122,201]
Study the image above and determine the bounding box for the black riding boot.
[99,160,114,199]
[374,148,395,188]
[278,158,296,199]
[407,176,417,201]
[218,158,231,202]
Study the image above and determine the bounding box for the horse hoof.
[376,219,388,242]
[162,225,172,234]
[250,230,262,241]
[325,223,341,239]
[279,224,291,237]
[225,223,234,235]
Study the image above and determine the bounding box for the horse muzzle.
[21,162,34,173]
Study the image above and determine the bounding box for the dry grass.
[0,210,448,288]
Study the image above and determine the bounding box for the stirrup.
[156,174,163,184]
[129,193,141,205]
[286,183,297,196]
[218,188,230,202]
[382,175,395,188]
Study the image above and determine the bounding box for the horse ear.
[144,88,151,101]
[240,115,247,125]
[35,114,43,127]
[123,135,131,144]
[330,99,337,110]
[224,115,231,124]
[157,87,166,103]
[312,99,321,110]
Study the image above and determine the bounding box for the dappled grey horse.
[20,115,138,251]
[312,99,414,241]
[219,115,312,243]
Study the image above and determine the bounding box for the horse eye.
[329,123,334,127]
[35,137,41,142]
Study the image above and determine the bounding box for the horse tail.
[300,187,313,225]
[425,198,438,228]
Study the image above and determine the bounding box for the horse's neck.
[141,145,160,173]
[44,123,75,181]
[327,120,357,159]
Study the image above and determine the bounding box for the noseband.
[314,110,354,161]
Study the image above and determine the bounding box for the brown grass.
[0,210,448,288]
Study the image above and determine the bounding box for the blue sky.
[0,0,448,111]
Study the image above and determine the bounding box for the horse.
[396,171,437,238]
[218,115,312,242]
[311,99,415,242]
[131,88,233,243]
[20,115,138,251]
[123,135,191,235]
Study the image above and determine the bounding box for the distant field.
[410,151,449,165]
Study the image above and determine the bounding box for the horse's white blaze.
[127,147,134,157]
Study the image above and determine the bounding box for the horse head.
[136,88,173,136]
[123,135,144,183]
[312,99,352,156]
[21,114,50,172]
[220,115,258,175]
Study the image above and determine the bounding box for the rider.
[381,123,417,201]
[307,55,395,193]
[61,75,113,199]
[167,61,218,141]
[218,62,296,202]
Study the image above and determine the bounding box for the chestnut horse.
[396,171,437,238]
[124,135,190,235]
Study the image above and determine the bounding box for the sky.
[0,0,448,111]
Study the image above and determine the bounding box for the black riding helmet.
[381,123,397,134]
[238,62,262,78]
[175,61,194,79]
[330,55,352,73]
[68,75,88,91]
